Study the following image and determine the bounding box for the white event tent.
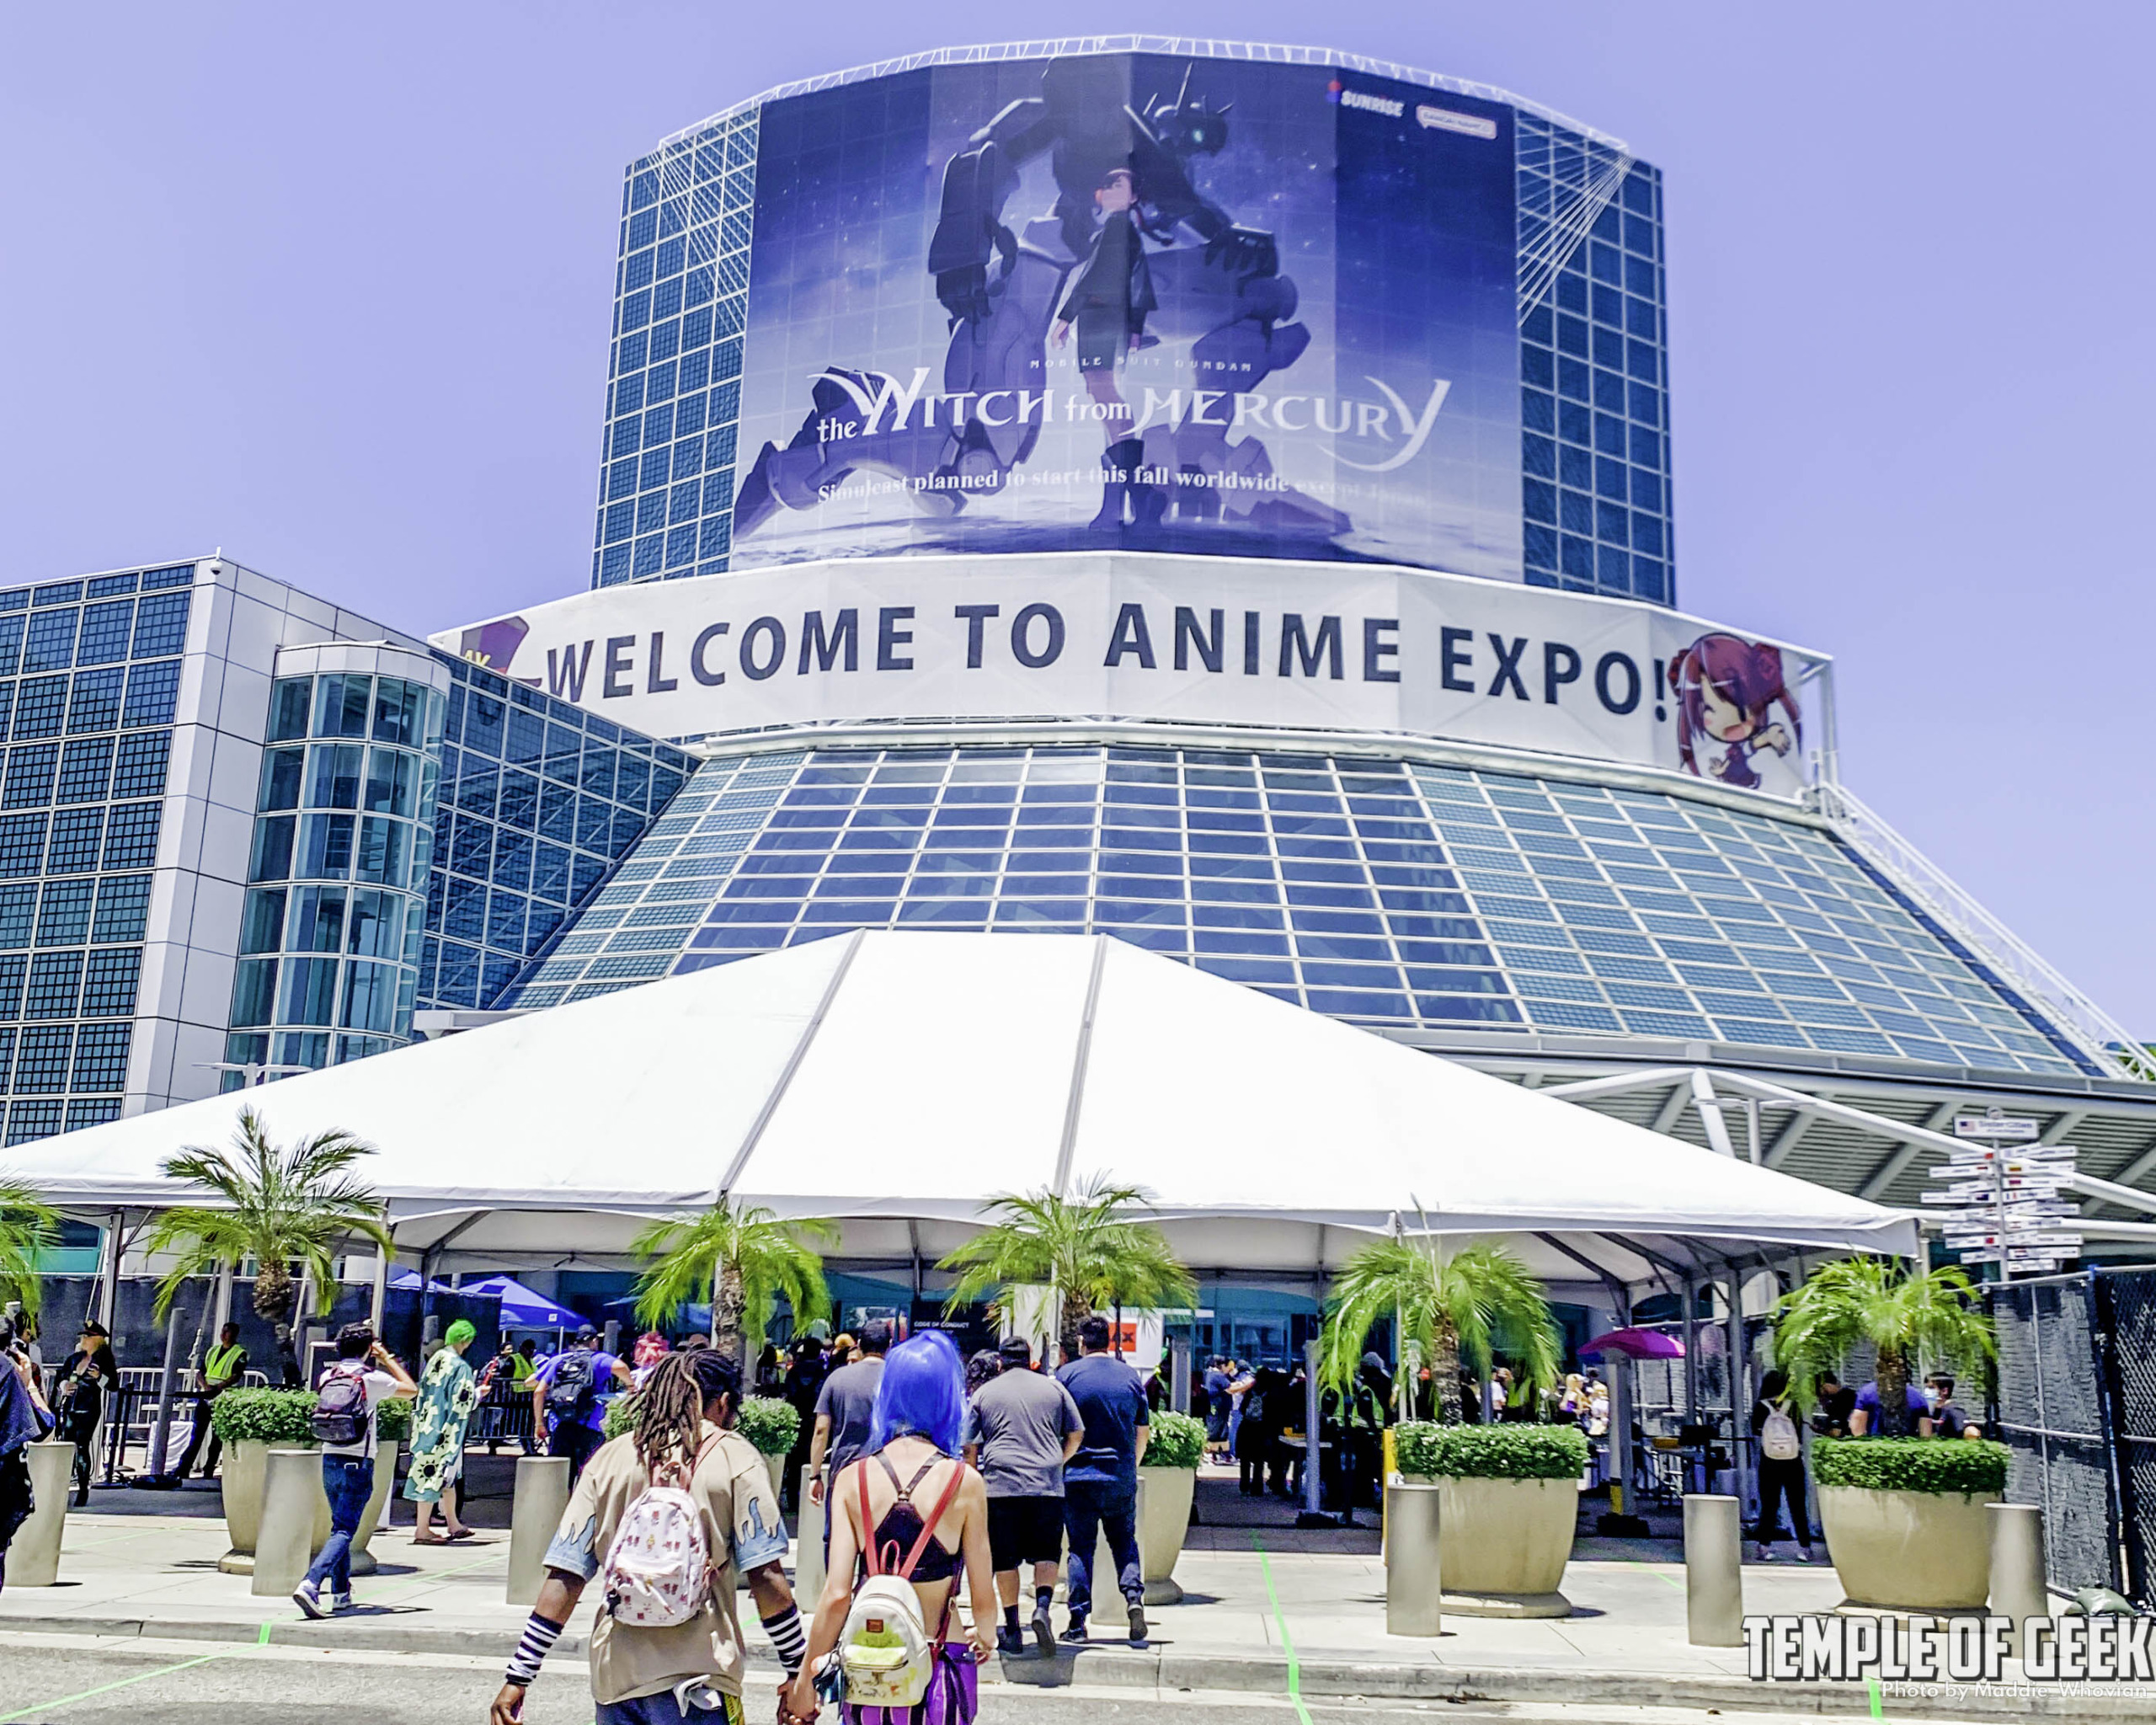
[9,929,1915,1306]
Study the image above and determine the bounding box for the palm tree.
[0,1178,57,1318]
[146,1108,393,1322]
[632,1200,835,1364]
[1321,1232,1561,1424]
[938,1175,1196,1362]
[1770,1256,1993,1436]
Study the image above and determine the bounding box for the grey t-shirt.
[963,1368,1085,1498]
[815,1356,885,1474]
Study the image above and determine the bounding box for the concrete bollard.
[1684,1493,1744,1647]
[1385,1479,1443,1637]
[1988,1503,2047,1661]
[506,1454,572,1606]
[795,1465,825,1609]
[252,1448,323,1598]
[10,1440,78,1586]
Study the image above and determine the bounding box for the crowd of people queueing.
[481,1311,1154,1725]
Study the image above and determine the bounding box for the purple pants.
[843,1646,978,1725]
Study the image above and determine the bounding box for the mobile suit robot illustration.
[731,55,1349,544]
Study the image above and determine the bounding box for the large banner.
[725,51,1523,580]
[446,557,1828,799]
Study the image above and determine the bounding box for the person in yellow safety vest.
[174,1323,248,1480]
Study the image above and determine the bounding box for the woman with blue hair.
[786,1329,996,1724]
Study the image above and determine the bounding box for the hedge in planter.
[1395,1422,1588,1481]
[737,1397,798,1456]
[1144,1410,1206,1469]
[208,1386,414,1446]
[1812,1436,2007,1496]
[211,1388,318,1446]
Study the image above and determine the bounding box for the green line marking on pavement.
[0,1650,227,1722]
[1866,1674,1884,1718]
[258,1620,275,1645]
[1250,1533,1315,1725]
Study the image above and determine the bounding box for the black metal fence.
[1988,1265,2156,1608]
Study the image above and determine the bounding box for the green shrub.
[602,1392,640,1442]
[1812,1436,2008,1496]
[1143,1410,1207,1470]
[211,1388,318,1445]
[738,1396,799,1456]
[209,1386,416,1445]
[1394,1421,1589,1482]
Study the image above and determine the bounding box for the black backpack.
[546,1349,599,1423]
[311,1364,371,1446]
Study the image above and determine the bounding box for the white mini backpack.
[600,1434,721,1627]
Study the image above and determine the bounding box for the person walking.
[293,1323,417,1619]
[1054,1313,1150,1644]
[405,1320,483,1543]
[963,1335,1083,1657]
[806,1317,890,1517]
[1,1313,53,1594]
[52,1321,118,1505]
[781,1328,830,1513]
[529,1325,631,1484]
[173,1322,248,1480]
[1235,1366,1283,1496]
[785,1331,996,1725]
[1748,1369,1814,1562]
[488,1348,808,1725]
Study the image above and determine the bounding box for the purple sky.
[3,5,2149,1030]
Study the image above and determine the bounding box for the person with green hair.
[405,1320,483,1543]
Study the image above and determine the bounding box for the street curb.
[4,1613,2145,1721]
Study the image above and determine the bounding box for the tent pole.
[1724,1261,1753,1532]
[1302,1334,1322,1520]
[97,1209,125,1331]
[370,1248,389,1331]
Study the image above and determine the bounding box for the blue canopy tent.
[459,1275,584,1333]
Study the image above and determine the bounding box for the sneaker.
[1796,1547,1815,1563]
[328,1592,352,1613]
[1126,1601,1147,1644]
[1030,1603,1055,1656]
[292,1583,327,1620]
[1059,1616,1088,1644]
[995,1625,1024,1657]
[1753,1542,1771,1562]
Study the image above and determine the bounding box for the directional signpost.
[1919,1108,2084,1279]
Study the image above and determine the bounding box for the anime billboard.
[728,52,1522,580]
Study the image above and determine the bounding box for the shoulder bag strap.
[856,1460,883,1576]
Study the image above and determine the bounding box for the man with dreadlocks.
[491,1348,807,1723]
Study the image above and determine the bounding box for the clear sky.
[3,4,2148,1029]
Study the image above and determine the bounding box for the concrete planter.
[1082,1466,1198,1619]
[1137,1465,1196,1605]
[1817,1484,1998,1610]
[349,1439,400,1578]
[217,1439,275,1574]
[761,1450,787,1504]
[1401,1472,1575,1617]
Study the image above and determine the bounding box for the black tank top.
[864,1453,960,1584]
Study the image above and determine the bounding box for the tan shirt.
[545,1423,787,1704]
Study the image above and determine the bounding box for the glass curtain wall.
[0,565,189,1142]
[225,672,445,1082]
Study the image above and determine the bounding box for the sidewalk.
[3,1503,2137,1722]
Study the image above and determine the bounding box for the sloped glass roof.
[499,744,2085,1080]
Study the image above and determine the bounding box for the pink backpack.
[600,1433,721,1627]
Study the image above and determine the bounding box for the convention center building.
[16,43,2153,1332]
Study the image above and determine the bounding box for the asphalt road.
[0,1635,1803,1725]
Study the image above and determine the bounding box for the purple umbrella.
[1579,1327,1685,1361]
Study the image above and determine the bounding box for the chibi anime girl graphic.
[1669,633,1801,790]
